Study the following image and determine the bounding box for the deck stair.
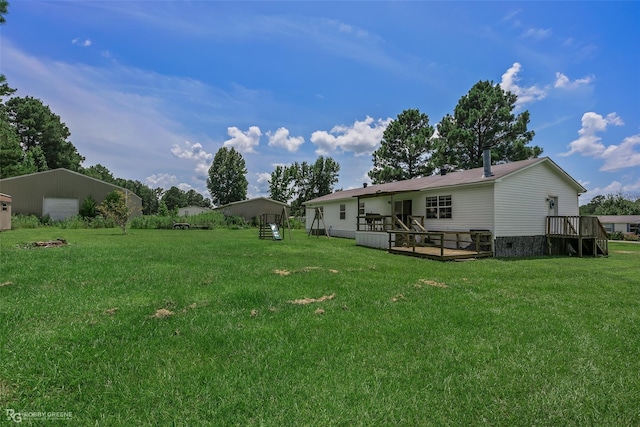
[546,216,608,257]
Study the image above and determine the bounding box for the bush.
[80,195,98,219]
[11,214,41,229]
[130,211,229,230]
[623,233,640,242]
[130,215,176,230]
[57,216,88,229]
[608,231,625,240]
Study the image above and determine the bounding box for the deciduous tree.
[268,165,296,203]
[206,147,248,206]
[97,189,139,235]
[433,80,541,172]
[592,194,640,216]
[369,109,434,184]
[162,186,188,212]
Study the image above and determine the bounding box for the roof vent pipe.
[482,148,493,178]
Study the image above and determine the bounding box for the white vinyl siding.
[420,185,494,232]
[306,200,357,237]
[494,162,580,237]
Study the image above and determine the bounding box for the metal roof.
[305,157,585,204]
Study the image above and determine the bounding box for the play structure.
[258,206,291,240]
[307,207,330,238]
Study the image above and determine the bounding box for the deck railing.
[546,216,608,256]
[357,214,425,232]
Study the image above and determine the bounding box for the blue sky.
[2,1,639,204]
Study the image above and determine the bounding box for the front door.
[394,200,412,227]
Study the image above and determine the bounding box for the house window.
[630,223,639,235]
[426,195,452,219]
[1,202,7,212]
[358,201,365,216]
[339,204,346,220]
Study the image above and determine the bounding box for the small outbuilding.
[214,197,290,222]
[177,206,213,217]
[0,193,11,231]
[0,169,143,220]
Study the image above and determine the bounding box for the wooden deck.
[388,230,493,261]
[389,245,493,261]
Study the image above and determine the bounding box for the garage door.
[43,198,79,220]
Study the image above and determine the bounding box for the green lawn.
[1,228,639,425]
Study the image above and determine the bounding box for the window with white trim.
[339,204,346,220]
[426,195,452,219]
[358,201,365,216]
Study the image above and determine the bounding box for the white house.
[304,157,593,258]
[597,215,640,235]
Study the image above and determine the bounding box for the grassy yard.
[0,228,639,425]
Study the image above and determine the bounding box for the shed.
[0,193,11,231]
[0,169,143,220]
[178,206,213,216]
[214,197,290,222]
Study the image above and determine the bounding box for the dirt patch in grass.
[29,239,67,248]
[288,293,336,305]
[152,309,174,319]
[315,308,325,315]
[274,269,291,276]
[0,380,11,400]
[275,267,339,275]
[418,279,448,288]
[0,281,12,287]
[613,250,635,254]
[104,308,119,316]
[392,294,405,302]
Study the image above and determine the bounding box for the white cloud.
[171,141,212,162]
[581,178,640,203]
[521,28,552,40]
[177,182,195,192]
[145,173,178,188]
[561,112,624,157]
[561,112,640,172]
[600,134,640,172]
[267,127,304,152]
[256,172,271,185]
[310,116,391,156]
[554,72,595,89]
[194,163,210,181]
[223,126,262,154]
[170,141,214,182]
[500,62,547,105]
[72,38,92,47]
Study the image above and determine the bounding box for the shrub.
[11,214,41,229]
[80,195,98,219]
[57,216,88,229]
[623,233,640,242]
[609,231,625,240]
